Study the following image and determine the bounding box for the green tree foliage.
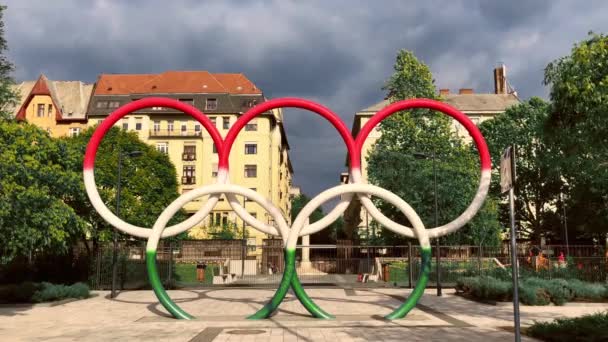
[291,194,343,243]
[0,121,87,258]
[63,126,187,251]
[0,5,17,120]
[479,98,563,241]
[206,222,240,240]
[544,32,608,238]
[367,50,501,246]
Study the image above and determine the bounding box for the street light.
[111,149,143,299]
[413,151,442,297]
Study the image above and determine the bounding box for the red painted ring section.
[354,99,491,171]
[221,98,357,169]
[83,97,224,170]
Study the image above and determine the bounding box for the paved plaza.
[1,287,607,341]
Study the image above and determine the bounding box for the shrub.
[31,282,90,303]
[522,278,574,306]
[0,282,42,303]
[568,279,608,301]
[527,311,608,342]
[456,276,511,301]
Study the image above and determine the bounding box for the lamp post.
[241,195,246,278]
[111,149,143,299]
[414,151,442,297]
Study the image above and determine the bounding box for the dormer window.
[109,101,120,108]
[180,98,194,105]
[96,101,108,109]
[206,98,217,110]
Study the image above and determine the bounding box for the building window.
[69,127,81,137]
[212,163,218,178]
[167,120,174,132]
[122,120,128,130]
[244,143,257,155]
[206,98,217,110]
[182,165,195,185]
[108,101,120,108]
[183,145,196,161]
[244,164,257,178]
[156,142,168,154]
[37,104,45,117]
[246,188,256,202]
[222,117,230,129]
[135,118,142,131]
[210,117,216,127]
[96,101,108,109]
[245,119,258,131]
[212,144,218,154]
[180,121,187,136]
[153,120,160,132]
[247,237,257,251]
[194,124,201,135]
[47,104,53,117]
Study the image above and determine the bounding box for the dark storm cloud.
[4,0,608,201]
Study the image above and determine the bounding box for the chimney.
[439,89,450,96]
[459,88,474,95]
[494,63,507,94]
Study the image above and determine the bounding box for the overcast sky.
[5,0,608,201]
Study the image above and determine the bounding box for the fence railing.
[85,243,608,290]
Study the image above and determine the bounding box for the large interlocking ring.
[84,97,491,320]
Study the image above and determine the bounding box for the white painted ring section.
[352,168,491,239]
[147,184,287,251]
[84,169,221,239]
[288,183,430,250]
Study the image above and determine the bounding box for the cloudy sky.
[5,0,608,200]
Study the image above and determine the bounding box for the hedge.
[527,310,608,341]
[456,276,608,305]
[0,282,90,303]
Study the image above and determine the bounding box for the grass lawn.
[173,263,217,286]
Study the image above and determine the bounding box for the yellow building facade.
[87,71,293,248]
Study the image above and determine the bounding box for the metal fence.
[87,243,608,290]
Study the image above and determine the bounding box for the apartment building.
[86,71,293,247]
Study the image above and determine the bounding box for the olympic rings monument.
[83,97,491,320]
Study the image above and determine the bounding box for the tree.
[0,121,87,259]
[543,32,608,239]
[0,5,17,120]
[63,126,187,253]
[367,50,501,246]
[478,98,563,241]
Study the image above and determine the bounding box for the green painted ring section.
[384,247,432,320]
[247,248,296,319]
[146,250,194,320]
[248,248,333,319]
[290,273,334,319]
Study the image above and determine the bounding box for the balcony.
[149,129,202,137]
[182,153,196,161]
[181,176,196,185]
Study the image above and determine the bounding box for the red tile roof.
[94,71,262,95]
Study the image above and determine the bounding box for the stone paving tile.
[0,288,606,341]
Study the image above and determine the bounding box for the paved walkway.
[1,288,606,341]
